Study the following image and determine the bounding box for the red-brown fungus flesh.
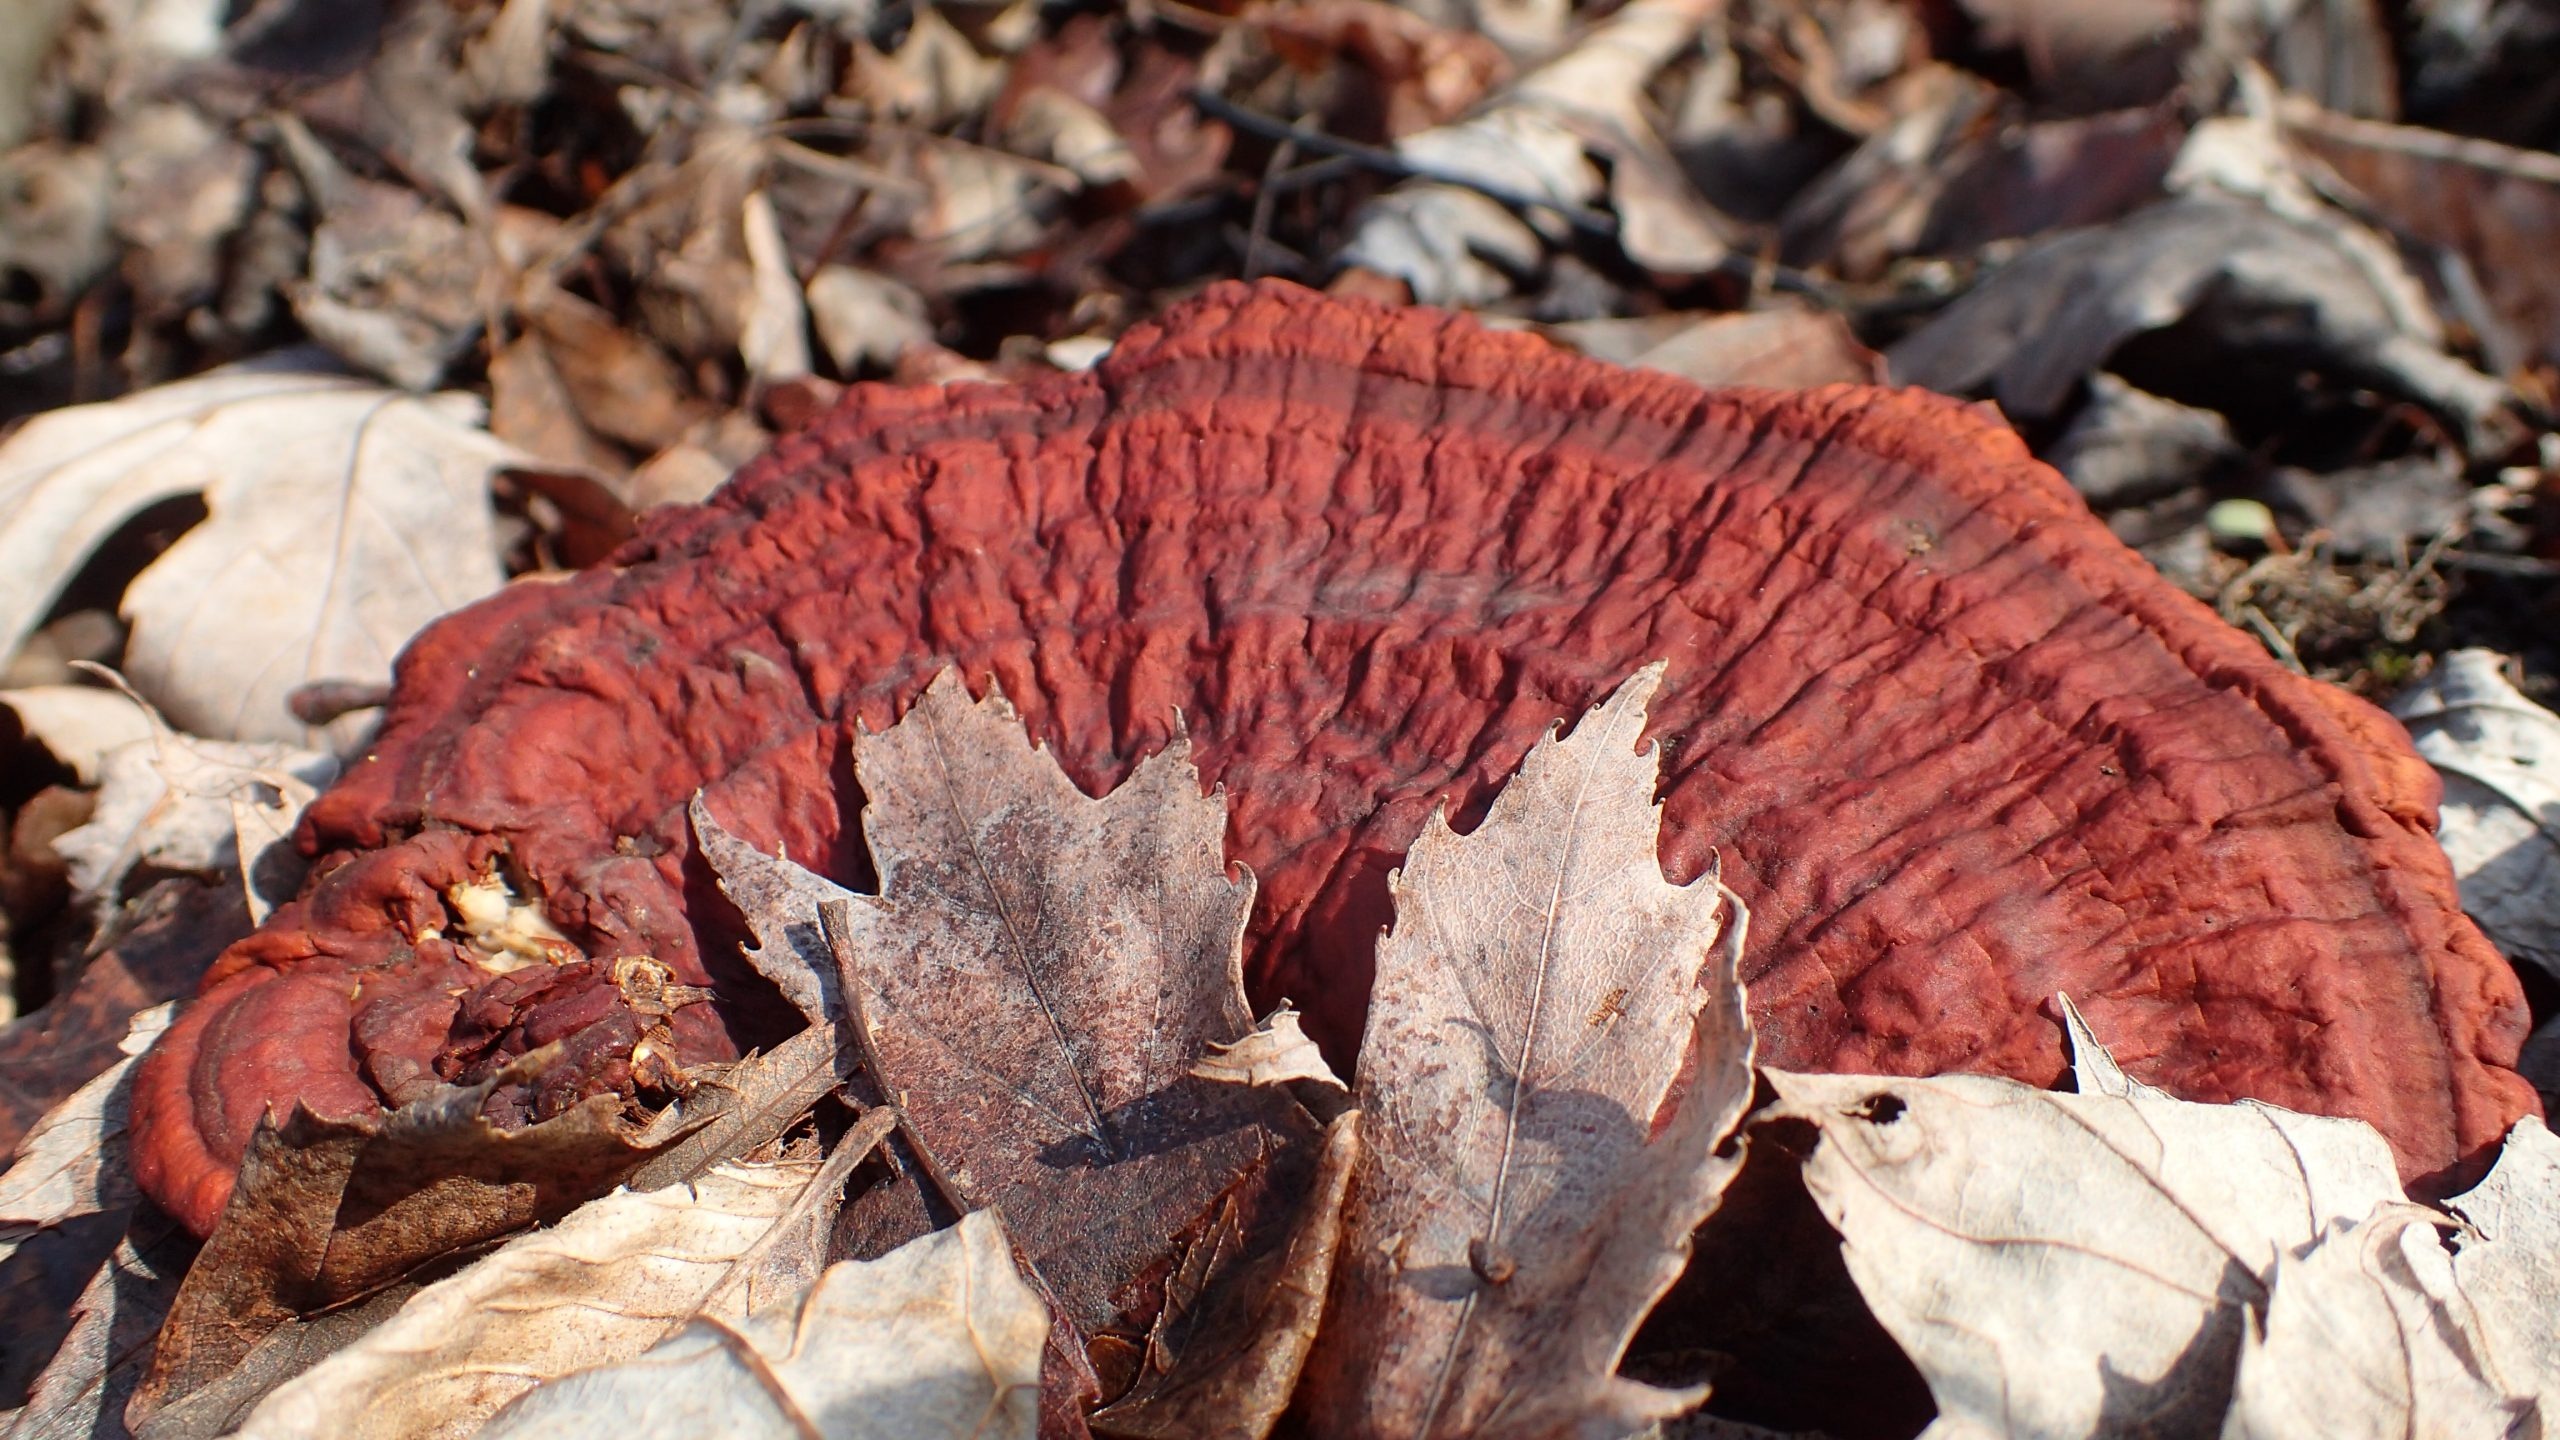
[131,281,2533,1236]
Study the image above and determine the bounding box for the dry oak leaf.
[1296,664,1757,1440]
[0,366,521,746]
[815,668,1320,1337]
[2223,1204,2533,1439]
[474,1209,1045,1440]
[226,1143,879,1440]
[1762,998,2408,1440]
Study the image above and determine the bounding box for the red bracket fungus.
[131,281,2533,1237]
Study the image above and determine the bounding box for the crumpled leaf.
[51,719,335,921]
[1297,663,1757,1440]
[1761,997,2407,1440]
[227,1125,892,1440]
[0,1003,172,1267]
[2444,1116,2560,1416]
[1889,192,2511,448]
[2046,373,2242,509]
[2222,1204,2532,1439]
[129,1056,687,1426]
[1191,1007,1345,1098]
[0,365,523,746]
[2390,650,2560,981]
[1340,0,1733,302]
[275,116,488,393]
[474,1209,1045,1440]
[814,668,1318,1336]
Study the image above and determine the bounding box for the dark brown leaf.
[128,1054,680,1425]
[1295,665,1757,1440]
[815,669,1320,1337]
[1092,1111,1359,1440]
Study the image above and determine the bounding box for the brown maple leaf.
[814,669,1321,1341]
[1295,663,1758,1439]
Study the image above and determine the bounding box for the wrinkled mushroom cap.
[131,281,2533,1235]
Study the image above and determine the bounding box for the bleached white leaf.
[475,1209,1045,1440]
[0,1003,173,1266]
[0,686,154,783]
[0,363,524,745]
[1191,1005,1346,1095]
[2222,1205,2531,1439]
[50,728,335,914]
[228,1158,829,1440]
[1763,997,2406,1440]
[2390,649,2560,979]
[2446,1116,2560,1416]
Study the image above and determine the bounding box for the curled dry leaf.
[226,1144,879,1440]
[2223,1205,2533,1439]
[1191,1007,1347,1098]
[474,1209,1045,1440]
[130,1058,685,1425]
[814,669,1318,1336]
[1889,194,2512,448]
[0,1003,173,1267]
[1297,664,1757,1440]
[0,366,522,746]
[1341,0,1733,301]
[2390,649,2560,981]
[51,722,336,922]
[1761,997,2406,1439]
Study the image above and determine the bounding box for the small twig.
[1243,135,1298,281]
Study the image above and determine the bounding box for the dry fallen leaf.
[1191,1006,1348,1099]
[51,719,335,922]
[0,1002,172,1267]
[1761,997,2407,1439]
[131,1056,685,1426]
[1297,663,1757,1440]
[473,1209,1045,1440]
[2444,1116,2560,1417]
[1540,306,1885,391]
[226,1138,885,1440]
[0,686,155,783]
[814,668,1319,1336]
[1093,1111,1360,1440]
[2390,649,2560,982]
[5,1208,197,1440]
[0,365,525,746]
[2284,99,2560,375]
[2223,1204,2532,1439]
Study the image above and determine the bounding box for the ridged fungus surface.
[131,281,2534,1236]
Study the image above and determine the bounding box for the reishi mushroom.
[130,280,2534,1236]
